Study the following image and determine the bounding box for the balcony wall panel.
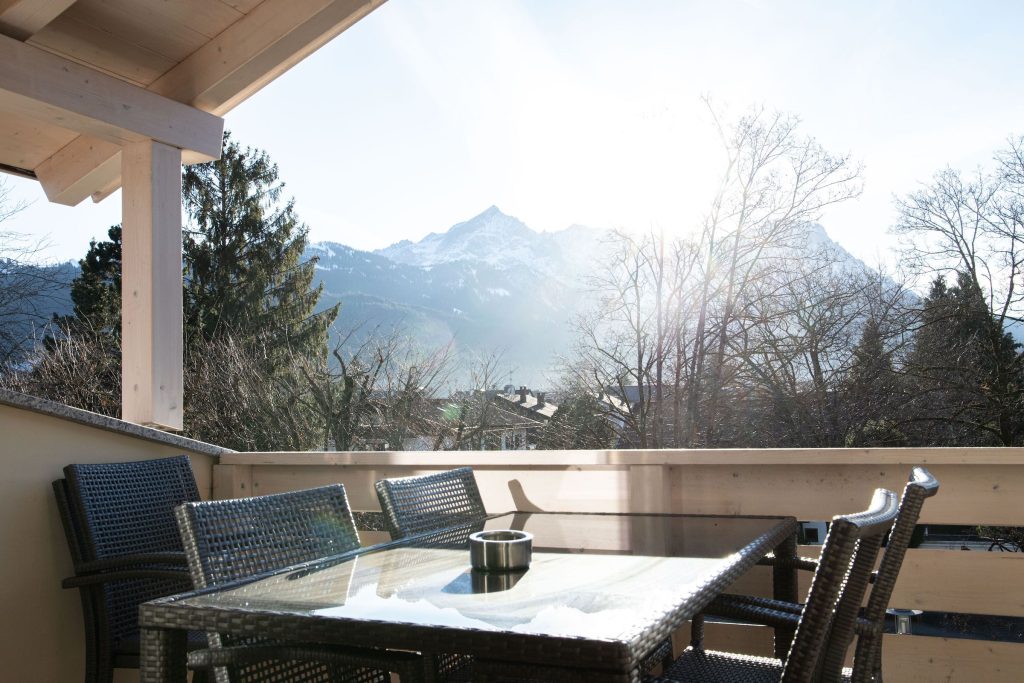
[0,394,223,683]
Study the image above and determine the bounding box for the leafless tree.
[299,326,456,451]
[895,136,1024,328]
[374,338,455,451]
[730,243,912,446]
[0,319,121,416]
[565,103,863,448]
[564,230,699,448]
[691,102,863,444]
[183,332,321,450]
[442,351,508,451]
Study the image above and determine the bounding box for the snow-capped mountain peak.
[376,206,546,270]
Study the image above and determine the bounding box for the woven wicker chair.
[701,467,940,682]
[653,488,900,683]
[372,468,487,680]
[375,467,486,540]
[53,455,207,683]
[175,484,430,683]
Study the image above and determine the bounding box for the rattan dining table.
[139,511,800,683]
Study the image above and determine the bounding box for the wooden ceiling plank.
[218,0,264,14]
[57,0,243,64]
[32,0,385,206]
[0,34,223,157]
[0,0,76,41]
[152,0,385,113]
[29,15,176,87]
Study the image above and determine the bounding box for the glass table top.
[175,513,792,643]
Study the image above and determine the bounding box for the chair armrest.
[62,566,191,589]
[756,554,820,572]
[706,595,881,636]
[710,594,803,615]
[756,556,879,582]
[75,551,188,574]
[705,596,803,629]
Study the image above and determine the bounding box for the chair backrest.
[58,455,200,647]
[175,484,362,590]
[375,467,486,540]
[176,485,367,683]
[850,467,939,680]
[781,488,899,683]
[861,467,939,624]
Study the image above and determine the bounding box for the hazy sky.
[5,0,1023,266]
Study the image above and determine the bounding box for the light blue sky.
[5,0,1023,266]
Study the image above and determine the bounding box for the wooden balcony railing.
[217,448,1024,682]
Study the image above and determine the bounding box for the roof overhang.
[0,0,385,205]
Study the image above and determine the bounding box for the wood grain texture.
[676,622,1024,682]
[120,139,183,430]
[881,635,1024,682]
[29,14,175,87]
[889,549,1024,617]
[0,33,224,156]
[0,0,76,40]
[0,109,77,169]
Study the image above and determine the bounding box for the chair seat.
[658,647,783,683]
[656,647,852,683]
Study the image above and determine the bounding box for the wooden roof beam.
[34,0,384,206]
[0,34,223,162]
[0,0,76,41]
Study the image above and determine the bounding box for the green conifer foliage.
[67,225,122,331]
[905,273,1022,445]
[182,133,338,358]
[844,317,906,447]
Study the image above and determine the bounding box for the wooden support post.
[121,140,183,431]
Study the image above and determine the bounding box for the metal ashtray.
[469,529,533,572]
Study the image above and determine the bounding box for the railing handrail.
[221,447,1024,467]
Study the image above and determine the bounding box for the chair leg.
[77,587,101,683]
[690,613,705,648]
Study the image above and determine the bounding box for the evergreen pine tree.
[67,225,122,331]
[905,273,1023,445]
[182,133,337,359]
[179,133,336,448]
[844,317,905,446]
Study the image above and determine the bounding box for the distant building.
[490,385,558,449]
[440,387,552,450]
